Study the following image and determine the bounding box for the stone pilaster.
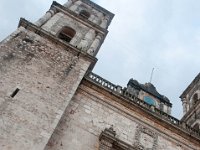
[87,33,102,55]
[35,8,56,27]
[100,16,110,29]
[88,14,95,22]
[70,32,82,46]
[182,98,187,115]
[77,29,95,51]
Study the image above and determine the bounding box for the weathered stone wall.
[0,27,91,150]
[45,80,200,150]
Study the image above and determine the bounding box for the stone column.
[88,14,95,22]
[77,29,95,51]
[35,8,56,27]
[69,0,82,12]
[87,33,102,55]
[85,29,95,40]
[100,16,109,29]
[70,32,82,46]
[186,94,190,112]
[116,85,122,94]
[63,0,73,8]
[167,106,171,115]
[182,98,187,115]
[97,11,104,18]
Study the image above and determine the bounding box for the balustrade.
[87,72,120,92]
[86,72,200,138]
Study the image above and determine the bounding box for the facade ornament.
[134,124,158,150]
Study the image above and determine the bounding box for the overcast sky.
[1,0,200,119]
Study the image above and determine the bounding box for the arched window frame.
[58,26,76,43]
[79,9,91,19]
[191,93,199,107]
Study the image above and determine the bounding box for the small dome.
[128,78,139,87]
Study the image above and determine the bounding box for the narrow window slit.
[11,88,20,98]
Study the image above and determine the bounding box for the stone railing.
[87,72,123,94]
[86,72,200,138]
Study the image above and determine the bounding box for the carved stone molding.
[134,125,158,150]
[99,127,136,150]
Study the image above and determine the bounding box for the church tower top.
[18,0,115,57]
[63,0,114,29]
[180,73,200,131]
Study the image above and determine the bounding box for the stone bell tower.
[180,73,200,131]
[0,0,114,150]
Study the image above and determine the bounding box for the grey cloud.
[94,0,200,118]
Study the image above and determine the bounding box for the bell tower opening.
[192,93,198,107]
[58,26,76,43]
[79,10,90,19]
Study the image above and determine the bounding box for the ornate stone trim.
[134,125,158,150]
[99,127,136,150]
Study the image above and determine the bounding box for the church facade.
[0,0,200,149]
